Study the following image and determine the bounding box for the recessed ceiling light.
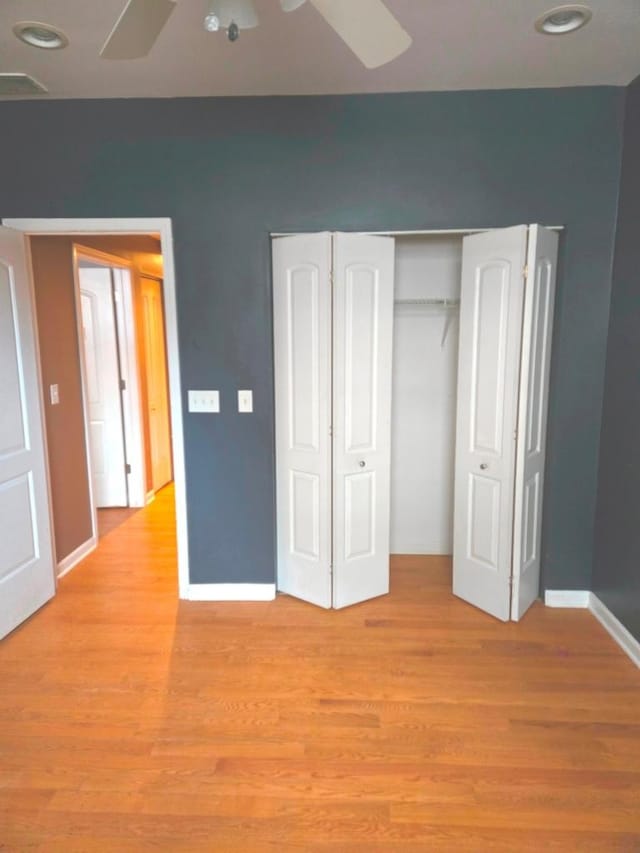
[13,21,69,50]
[535,5,592,35]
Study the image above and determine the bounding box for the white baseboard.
[544,590,590,608]
[185,583,276,602]
[545,589,640,668]
[57,536,97,578]
[589,594,640,669]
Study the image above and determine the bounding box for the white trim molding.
[186,583,276,602]
[544,590,590,608]
[590,594,640,669]
[545,589,640,668]
[57,536,97,579]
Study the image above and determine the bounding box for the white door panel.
[332,233,394,609]
[141,277,172,492]
[0,226,55,639]
[512,226,558,620]
[273,234,332,608]
[79,266,128,507]
[453,226,528,621]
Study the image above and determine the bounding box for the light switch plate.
[238,390,253,413]
[188,390,220,413]
[49,384,59,405]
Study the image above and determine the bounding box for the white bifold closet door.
[273,232,394,610]
[0,226,55,640]
[453,225,558,622]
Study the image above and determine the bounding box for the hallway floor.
[1,486,639,851]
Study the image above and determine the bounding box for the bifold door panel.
[0,226,55,639]
[511,226,558,620]
[273,234,333,608]
[332,234,395,609]
[453,225,558,622]
[273,232,394,609]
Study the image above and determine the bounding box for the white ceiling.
[1,0,639,100]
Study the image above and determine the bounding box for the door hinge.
[329,425,333,437]
[522,264,529,279]
[119,378,126,391]
[125,463,131,474]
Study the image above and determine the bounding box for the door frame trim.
[2,218,189,599]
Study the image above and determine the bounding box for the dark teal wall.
[0,88,624,589]
[593,75,640,640]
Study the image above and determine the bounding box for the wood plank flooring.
[1,485,639,851]
[97,506,141,540]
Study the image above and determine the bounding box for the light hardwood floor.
[1,485,639,852]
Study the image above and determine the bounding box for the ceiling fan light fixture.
[204,12,220,32]
[13,21,69,50]
[535,5,592,34]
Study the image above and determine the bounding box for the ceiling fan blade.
[280,0,307,11]
[100,0,177,60]
[309,0,411,69]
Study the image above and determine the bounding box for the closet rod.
[394,297,460,307]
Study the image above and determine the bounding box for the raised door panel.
[453,226,528,622]
[273,234,332,608]
[0,228,55,640]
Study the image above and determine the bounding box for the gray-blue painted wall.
[593,75,640,641]
[0,88,624,589]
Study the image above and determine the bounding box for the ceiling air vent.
[0,73,48,97]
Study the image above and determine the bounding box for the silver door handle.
[480,463,488,470]
[359,460,366,468]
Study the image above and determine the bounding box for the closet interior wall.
[390,235,463,556]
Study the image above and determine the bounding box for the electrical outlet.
[188,390,220,413]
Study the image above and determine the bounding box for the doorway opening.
[2,217,188,602]
[28,233,174,570]
[74,242,173,538]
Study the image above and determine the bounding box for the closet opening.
[272,226,559,620]
[390,234,463,561]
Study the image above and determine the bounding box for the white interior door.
[0,226,55,639]
[332,233,395,609]
[141,277,172,492]
[453,226,528,621]
[79,266,128,507]
[273,234,332,608]
[511,226,558,620]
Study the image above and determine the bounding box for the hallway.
[1,487,639,851]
